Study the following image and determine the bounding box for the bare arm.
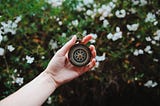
[0,72,56,106]
[0,35,96,106]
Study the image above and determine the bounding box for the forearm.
[0,71,57,106]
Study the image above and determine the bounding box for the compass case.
[68,44,92,67]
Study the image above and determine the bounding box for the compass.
[68,41,91,67]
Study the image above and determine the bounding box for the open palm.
[45,35,96,87]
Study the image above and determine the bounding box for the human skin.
[0,35,96,106]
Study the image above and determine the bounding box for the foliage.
[0,0,160,105]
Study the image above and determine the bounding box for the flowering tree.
[0,0,160,105]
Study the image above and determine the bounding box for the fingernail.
[72,35,77,42]
[75,35,77,39]
[73,35,75,38]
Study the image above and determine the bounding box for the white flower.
[103,19,109,28]
[145,36,152,41]
[131,37,135,41]
[62,33,66,37]
[86,9,97,18]
[91,61,99,70]
[101,5,111,17]
[98,2,115,20]
[15,77,24,86]
[71,20,79,27]
[131,0,139,5]
[107,33,113,39]
[134,77,138,81]
[133,49,139,56]
[12,22,17,28]
[99,16,105,21]
[41,6,45,10]
[26,55,35,64]
[0,47,5,56]
[14,69,18,73]
[102,11,110,18]
[138,49,144,54]
[156,29,160,36]
[49,40,58,50]
[144,80,158,88]
[153,30,160,41]
[109,2,116,8]
[76,3,84,12]
[133,49,144,56]
[131,0,147,6]
[139,0,147,6]
[154,21,158,26]
[41,56,45,59]
[89,33,97,43]
[145,12,156,23]
[113,0,117,2]
[86,10,93,16]
[95,61,99,68]
[56,17,60,21]
[148,51,153,54]
[47,97,52,104]
[153,58,158,62]
[112,31,122,41]
[129,8,137,14]
[115,9,126,18]
[46,0,64,7]
[90,33,97,39]
[126,23,139,31]
[7,45,15,52]
[96,53,106,62]
[93,4,97,8]
[98,7,103,14]
[144,45,152,54]
[58,21,62,26]
[0,17,20,35]
[82,30,87,36]
[15,16,22,23]
[83,0,94,5]
[151,40,156,44]
[144,45,151,51]
[116,27,120,32]
[107,27,122,41]
[90,9,97,19]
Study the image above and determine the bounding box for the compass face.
[68,44,91,67]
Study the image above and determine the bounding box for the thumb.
[58,35,77,56]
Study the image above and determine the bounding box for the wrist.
[41,70,58,89]
[43,69,59,88]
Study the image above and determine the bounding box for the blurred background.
[0,0,160,106]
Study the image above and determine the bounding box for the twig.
[3,54,9,72]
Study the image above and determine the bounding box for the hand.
[45,35,96,87]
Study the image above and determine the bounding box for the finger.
[83,58,96,73]
[81,34,92,44]
[58,35,77,56]
[89,45,96,58]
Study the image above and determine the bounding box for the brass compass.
[68,39,91,67]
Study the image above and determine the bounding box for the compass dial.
[68,44,91,67]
